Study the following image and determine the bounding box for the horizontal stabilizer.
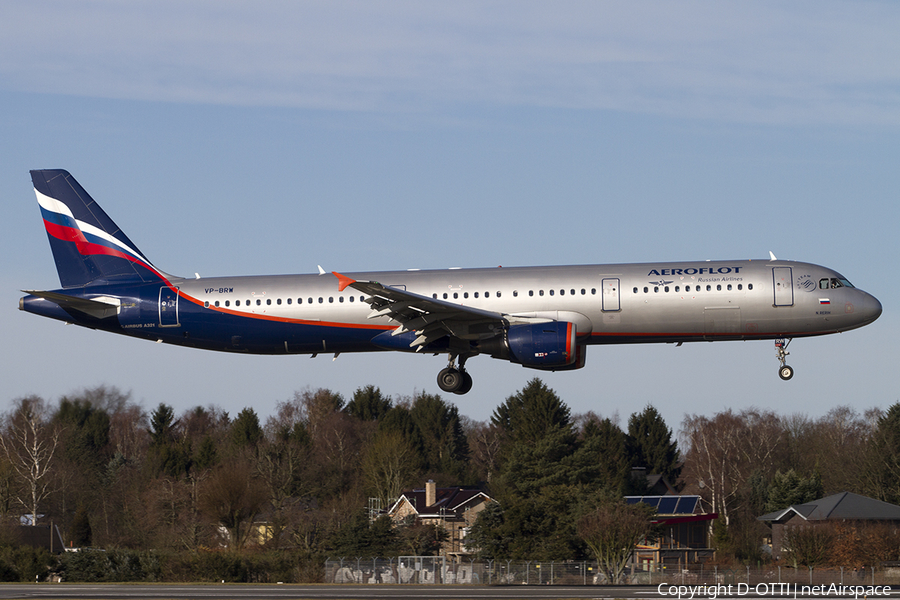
[22,290,121,320]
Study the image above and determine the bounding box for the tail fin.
[31,169,169,288]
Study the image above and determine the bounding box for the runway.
[0,584,896,600]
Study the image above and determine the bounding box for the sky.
[1,1,898,437]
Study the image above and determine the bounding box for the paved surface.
[0,584,896,600]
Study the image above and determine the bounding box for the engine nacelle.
[505,321,578,369]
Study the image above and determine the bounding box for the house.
[15,524,66,554]
[758,492,900,561]
[388,480,493,559]
[626,495,717,568]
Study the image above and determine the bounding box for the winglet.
[332,271,356,292]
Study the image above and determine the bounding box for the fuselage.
[21,169,883,394]
[21,259,882,355]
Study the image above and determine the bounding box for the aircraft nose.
[858,292,882,325]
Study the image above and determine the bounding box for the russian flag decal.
[819,299,831,305]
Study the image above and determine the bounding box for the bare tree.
[362,430,418,507]
[0,396,61,524]
[577,499,657,583]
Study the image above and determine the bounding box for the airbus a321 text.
[20,170,882,395]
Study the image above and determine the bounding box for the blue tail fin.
[31,169,168,288]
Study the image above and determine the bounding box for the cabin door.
[601,278,620,312]
[159,286,180,327]
[772,267,794,307]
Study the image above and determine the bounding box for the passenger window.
[318,297,323,303]
[204,301,209,308]
[581,289,586,295]
[287,298,292,304]
[549,290,554,296]
[591,288,596,295]
[349,296,354,302]
[654,287,659,293]
[513,290,518,297]
[256,299,261,306]
[443,293,448,299]
[497,291,502,298]
[339,296,344,303]
[570,289,575,295]
[453,292,458,299]
[276,298,281,305]
[706,285,711,291]
[643,287,648,293]
[675,286,680,292]
[225,300,230,307]
[737,284,742,291]
[529,291,533,297]
[214,301,219,307]
[664,286,669,292]
[474,292,479,298]
[464,292,469,299]
[633,287,638,293]
[308,298,313,304]
[748,284,753,290]
[727,284,732,291]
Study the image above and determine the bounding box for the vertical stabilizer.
[31,169,167,288]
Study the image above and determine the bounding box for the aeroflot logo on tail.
[647,267,744,276]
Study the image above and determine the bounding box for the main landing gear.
[775,338,794,380]
[437,354,473,395]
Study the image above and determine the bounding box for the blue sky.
[2,1,897,434]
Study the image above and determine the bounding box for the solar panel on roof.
[657,497,678,514]
[674,496,699,514]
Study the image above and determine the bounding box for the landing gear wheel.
[774,338,794,382]
[454,371,473,395]
[437,367,463,393]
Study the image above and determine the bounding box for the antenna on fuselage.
[768,251,778,261]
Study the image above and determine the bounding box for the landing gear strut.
[775,338,794,380]
[437,354,473,395]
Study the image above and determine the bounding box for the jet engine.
[478,321,583,370]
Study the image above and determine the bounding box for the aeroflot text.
[656,583,891,599]
[647,267,743,276]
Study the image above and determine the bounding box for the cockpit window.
[822,277,854,289]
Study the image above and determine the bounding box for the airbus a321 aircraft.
[21,170,882,395]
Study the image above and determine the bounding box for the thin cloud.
[2,1,898,124]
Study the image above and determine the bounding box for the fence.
[324,559,900,586]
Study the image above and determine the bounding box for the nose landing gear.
[775,338,794,380]
[437,354,473,395]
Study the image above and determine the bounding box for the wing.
[333,272,508,350]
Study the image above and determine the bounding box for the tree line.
[0,378,897,582]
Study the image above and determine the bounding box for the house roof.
[758,492,900,523]
[389,487,491,517]
[625,495,702,515]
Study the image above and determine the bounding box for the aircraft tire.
[779,365,794,381]
[437,367,462,393]
[454,371,473,395]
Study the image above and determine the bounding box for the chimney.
[425,480,436,507]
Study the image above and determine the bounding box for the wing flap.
[332,272,508,347]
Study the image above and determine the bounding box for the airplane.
[20,169,882,395]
